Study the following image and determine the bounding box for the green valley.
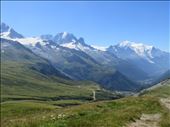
[1,76,170,127]
[1,12,170,127]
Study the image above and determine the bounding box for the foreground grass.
[160,110,170,127]
[0,96,166,127]
[143,79,170,127]
[1,80,170,127]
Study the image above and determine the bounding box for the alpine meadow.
[1,1,170,127]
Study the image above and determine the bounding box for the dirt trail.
[126,113,161,127]
[127,97,170,127]
[160,98,170,110]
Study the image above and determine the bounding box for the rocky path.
[126,113,161,127]
[160,98,170,110]
[127,97,170,127]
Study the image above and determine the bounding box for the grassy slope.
[1,39,122,126]
[1,61,92,101]
[142,79,170,127]
[1,39,169,127]
[1,60,118,102]
[1,39,117,102]
[1,79,170,127]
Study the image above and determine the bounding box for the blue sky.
[1,1,169,51]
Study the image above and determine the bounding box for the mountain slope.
[44,33,155,82]
[1,38,69,79]
[107,41,170,79]
[1,38,115,102]
[0,23,139,92]
[24,40,138,91]
[2,23,169,91]
[155,70,170,84]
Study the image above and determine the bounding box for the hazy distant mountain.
[107,41,170,78]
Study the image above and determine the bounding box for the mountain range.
[1,22,170,92]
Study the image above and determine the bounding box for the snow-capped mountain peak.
[117,40,154,58]
[0,22,24,39]
[62,32,69,39]
[60,38,94,51]
[50,32,94,51]
[118,40,132,47]
[53,32,77,44]
[118,40,153,50]
[107,41,156,63]
[0,23,101,52]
